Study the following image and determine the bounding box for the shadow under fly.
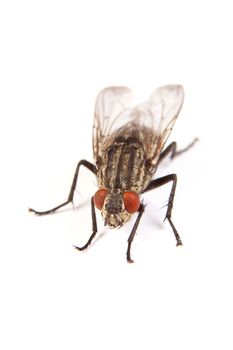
[29,85,197,263]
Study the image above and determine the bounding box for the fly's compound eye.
[123,191,140,214]
[93,189,108,210]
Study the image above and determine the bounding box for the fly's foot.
[127,255,135,264]
[73,244,88,251]
[73,232,97,253]
[28,207,49,216]
[28,200,72,216]
[176,240,183,247]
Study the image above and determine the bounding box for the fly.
[29,85,197,263]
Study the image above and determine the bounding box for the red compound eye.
[123,191,140,214]
[93,189,108,210]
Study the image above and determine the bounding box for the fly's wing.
[93,86,134,162]
[93,85,184,168]
[144,84,184,166]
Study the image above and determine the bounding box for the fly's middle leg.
[142,174,182,246]
[29,160,96,215]
[158,138,198,164]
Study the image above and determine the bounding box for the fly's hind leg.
[29,160,96,215]
[158,138,198,164]
[142,174,182,246]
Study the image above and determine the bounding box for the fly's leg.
[29,160,96,215]
[126,204,145,263]
[73,197,98,251]
[158,138,198,163]
[142,174,182,246]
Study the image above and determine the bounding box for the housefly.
[29,85,197,263]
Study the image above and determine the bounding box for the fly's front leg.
[158,138,198,164]
[29,160,96,215]
[73,197,98,251]
[126,204,145,263]
[143,174,182,246]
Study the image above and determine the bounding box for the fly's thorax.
[93,188,141,229]
[96,140,152,192]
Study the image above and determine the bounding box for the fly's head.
[93,188,141,228]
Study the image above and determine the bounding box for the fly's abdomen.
[98,140,149,192]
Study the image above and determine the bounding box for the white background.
[1,1,232,349]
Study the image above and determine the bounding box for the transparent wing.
[93,86,134,162]
[145,84,184,165]
[93,84,184,166]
